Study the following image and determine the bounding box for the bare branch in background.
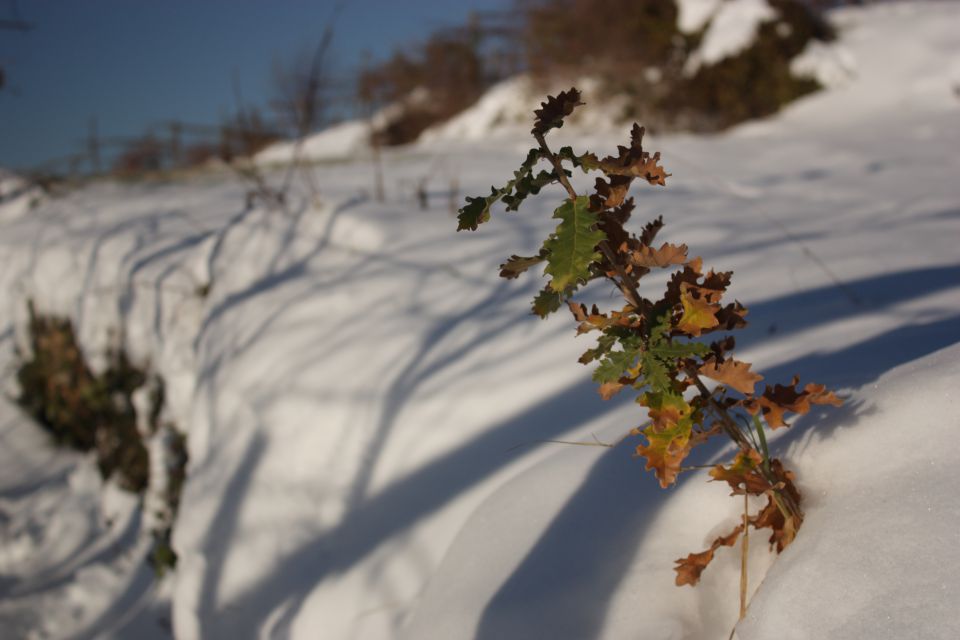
[272,0,348,200]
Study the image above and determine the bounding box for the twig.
[740,491,749,620]
[505,428,633,453]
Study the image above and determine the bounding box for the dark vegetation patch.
[17,302,148,491]
[663,0,834,130]
[16,301,188,575]
[359,32,495,145]
[359,0,837,142]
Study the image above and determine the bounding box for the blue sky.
[0,0,510,170]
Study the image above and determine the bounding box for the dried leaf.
[597,125,670,186]
[630,242,689,269]
[598,381,624,400]
[675,524,744,586]
[532,88,583,136]
[636,391,695,487]
[676,283,721,337]
[499,252,546,280]
[699,358,763,395]
[590,175,632,210]
[714,300,749,331]
[803,383,843,408]
[639,216,665,246]
[709,448,769,495]
[744,376,842,429]
[750,459,803,552]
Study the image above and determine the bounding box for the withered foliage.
[457,89,841,586]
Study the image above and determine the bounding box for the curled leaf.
[675,524,744,586]
[597,124,670,186]
[750,459,803,551]
[499,252,547,280]
[532,88,583,136]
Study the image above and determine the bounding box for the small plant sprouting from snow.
[457,88,841,588]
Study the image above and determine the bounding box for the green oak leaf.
[532,287,564,318]
[543,195,605,293]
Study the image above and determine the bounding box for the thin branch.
[505,428,634,453]
[740,491,749,620]
[533,131,578,200]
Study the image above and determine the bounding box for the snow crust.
[0,2,959,639]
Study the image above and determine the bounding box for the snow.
[676,0,724,34]
[0,2,959,639]
[684,0,777,75]
[790,39,857,89]
[419,76,542,143]
[738,344,960,640]
[419,75,629,146]
[254,119,371,165]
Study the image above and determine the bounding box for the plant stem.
[686,367,803,524]
[740,491,749,620]
[537,126,804,529]
[533,131,578,200]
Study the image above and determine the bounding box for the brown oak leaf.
[636,392,696,487]
[709,448,769,495]
[499,252,546,280]
[590,175,633,210]
[532,88,583,136]
[708,336,737,361]
[639,215,664,246]
[630,242,689,269]
[598,381,624,400]
[750,459,803,551]
[744,376,842,428]
[675,524,744,586]
[803,383,843,408]
[597,124,671,186]
[699,358,763,395]
[714,300,749,331]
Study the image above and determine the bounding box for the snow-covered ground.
[254,120,371,166]
[1,2,958,639]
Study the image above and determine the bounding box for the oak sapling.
[456,88,841,590]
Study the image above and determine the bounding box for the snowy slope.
[254,119,371,165]
[0,2,958,639]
